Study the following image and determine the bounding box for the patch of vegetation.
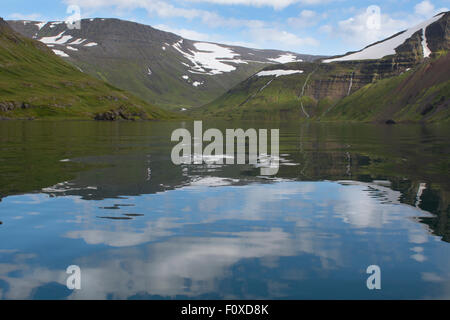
[197,52,449,123]
[0,19,177,120]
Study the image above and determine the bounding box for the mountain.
[7,18,321,111]
[0,17,175,120]
[200,12,449,123]
[322,12,448,63]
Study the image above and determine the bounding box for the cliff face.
[325,52,450,122]
[305,13,449,103]
[303,57,422,105]
[426,12,450,52]
[200,12,449,122]
[305,68,371,102]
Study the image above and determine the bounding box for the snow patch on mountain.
[52,49,69,57]
[323,13,444,63]
[256,70,304,77]
[35,22,46,30]
[36,27,98,56]
[192,81,204,87]
[268,53,302,64]
[69,38,87,45]
[172,40,247,75]
[39,31,73,45]
[49,21,64,29]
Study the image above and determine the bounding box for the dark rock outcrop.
[94,106,147,121]
[0,101,33,112]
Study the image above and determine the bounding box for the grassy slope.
[324,52,450,122]
[7,19,320,111]
[78,53,275,112]
[195,62,356,120]
[198,53,449,123]
[0,19,176,120]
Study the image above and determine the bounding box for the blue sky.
[2,0,449,55]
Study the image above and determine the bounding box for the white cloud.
[325,8,411,49]
[8,13,42,20]
[319,24,332,33]
[415,1,448,17]
[64,0,212,21]
[245,27,320,50]
[154,24,211,41]
[184,0,337,10]
[415,1,435,17]
[323,2,449,51]
[288,10,321,28]
[64,0,267,29]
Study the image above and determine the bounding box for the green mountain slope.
[325,52,450,122]
[197,61,356,120]
[199,53,449,122]
[7,18,322,111]
[199,12,450,123]
[0,18,175,120]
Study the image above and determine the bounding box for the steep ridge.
[7,18,321,111]
[0,18,174,120]
[200,12,449,122]
[323,12,446,62]
[325,52,450,122]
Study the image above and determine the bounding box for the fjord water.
[0,120,449,300]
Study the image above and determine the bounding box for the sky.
[2,0,449,55]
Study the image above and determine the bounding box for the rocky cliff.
[199,12,449,122]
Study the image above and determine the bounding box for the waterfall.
[298,68,317,118]
[259,78,274,93]
[347,72,354,96]
[239,77,275,107]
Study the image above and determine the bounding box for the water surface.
[0,121,449,299]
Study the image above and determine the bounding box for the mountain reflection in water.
[0,121,449,299]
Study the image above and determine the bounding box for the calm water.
[0,120,449,299]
